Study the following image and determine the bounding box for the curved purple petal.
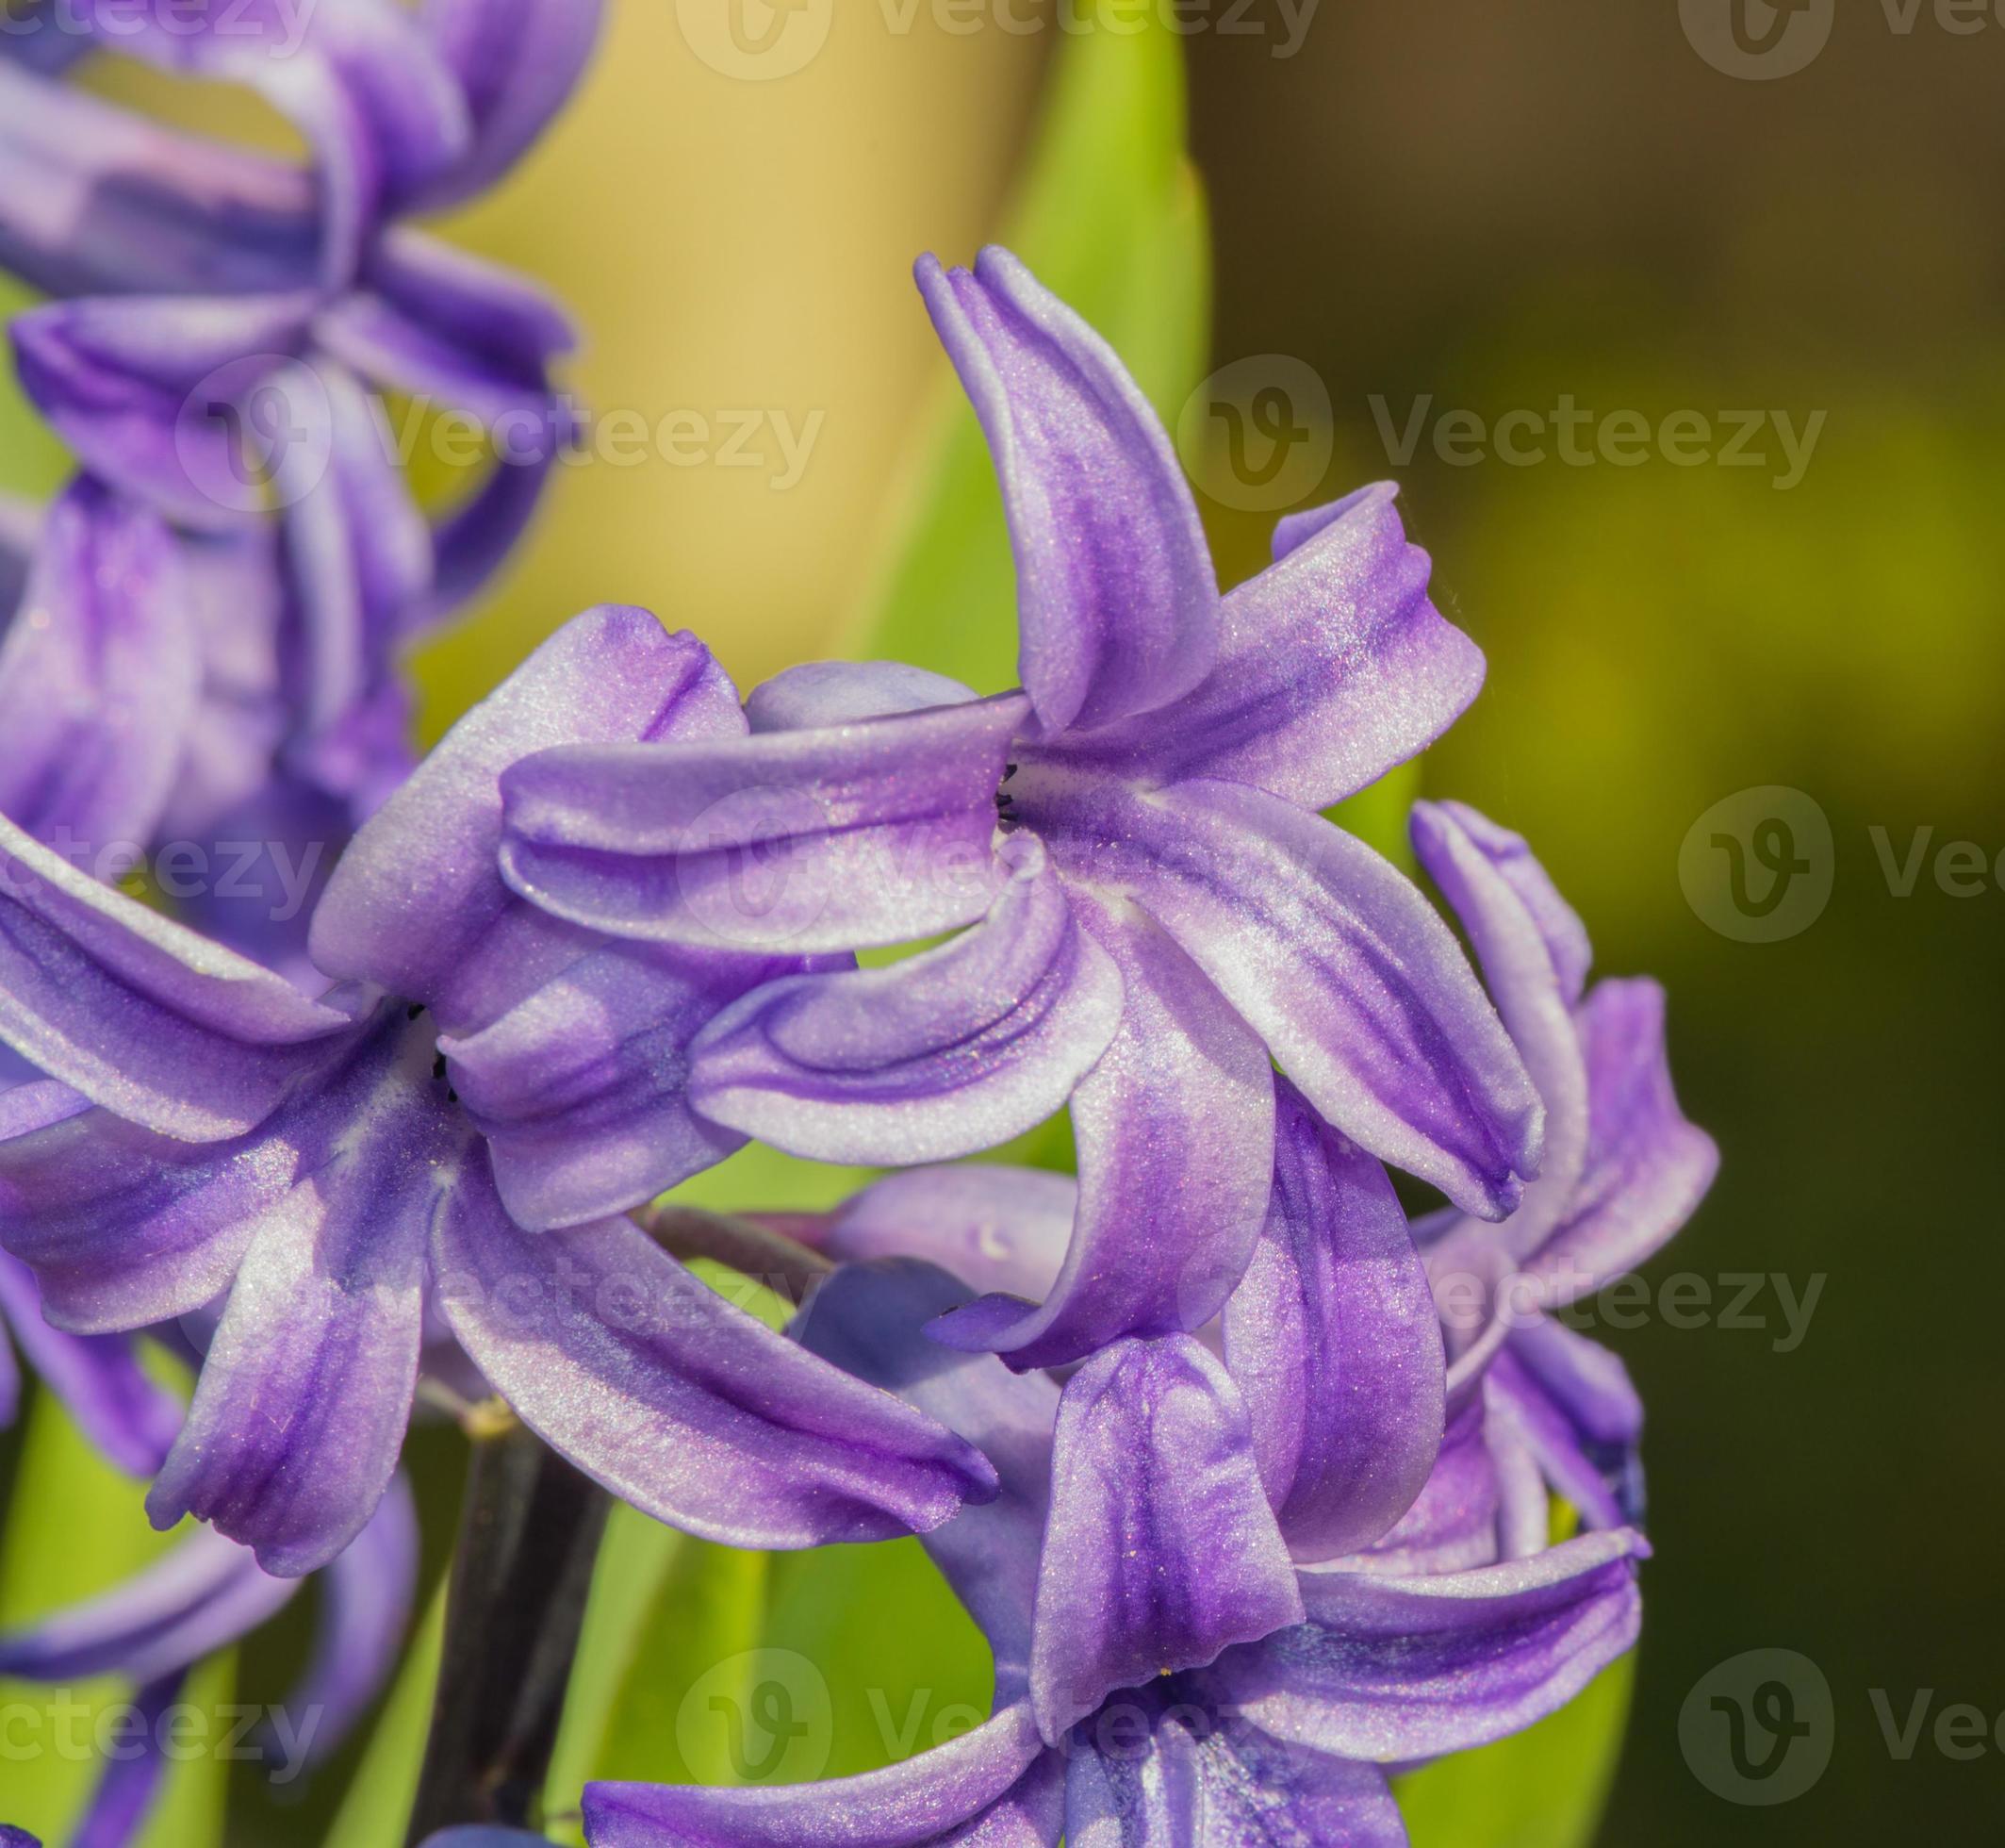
[272,1472,421,1760]
[1062,1710,1405,1848]
[689,838,1122,1166]
[416,0,607,206]
[70,1672,185,1848]
[928,898,1274,1371]
[434,1169,999,1549]
[0,480,198,854]
[1485,1346,1631,1538]
[825,1167,1076,1306]
[1062,483,1486,811]
[10,293,317,531]
[1347,1394,1504,1577]
[310,605,744,1010]
[584,1703,1057,1848]
[792,1260,1060,1697]
[1210,1529,1648,1762]
[1223,1080,1444,1564]
[1531,978,1719,1297]
[442,936,795,1230]
[0,62,319,299]
[0,1251,182,1476]
[1411,800,1590,1261]
[146,1026,444,1576]
[915,246,1217,735]
[745,661,980,733]
[1029,1336,1303,1744]
[0,1523,294,1685]
[0,811,356,1140]
[1038,770,1542,1219]
[500,693,1028,956]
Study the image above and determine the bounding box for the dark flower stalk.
[406,1419,611,1844]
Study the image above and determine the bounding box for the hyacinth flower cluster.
[0,245,1716,1847]
[0,0,600,961]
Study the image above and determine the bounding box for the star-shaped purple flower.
[0,607,998,1577]
[583,1258,1646,1848]
[499,247,1543,1372]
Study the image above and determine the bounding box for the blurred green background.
[3,2,2001,1843]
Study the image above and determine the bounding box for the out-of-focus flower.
[1362,800,1719,1570]
[583,1261,1645,1848]
[0,608,997,1578]
[0,0,600,947]
[499,246,1541,1373]
[0,1477,419,1848]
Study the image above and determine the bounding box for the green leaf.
[0,1381,237,1846]
[838,0,1210,687]
[1395,1652,1636,1848]
[319,1571,448,1848]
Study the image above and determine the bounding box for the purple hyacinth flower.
[0,1477,419,1847]
[582,1260,1646,1848]
[0,607,998,1576]
[1366,800,1720,1563]
[499,247,1542,1372]
[0,0,600,843]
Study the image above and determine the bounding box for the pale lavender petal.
[915,247,1217,735]
[417,0,607,205]
[10,293,316,530]
[689,838,1122,1166]
[584,1703,1056,1848]
[1411,801,1590,1260]
[271,361,433,752]
[1030,1337,1302,1743]
[1062,1713,1405,1848]
[1418,801,1591,1006]
[442,937,797,1229]
[746,661,979,733]
[0,1251,182,1476]
[59,0,471,283]
[1210,1529,1648,1762]
[0,1103,281,1331]
[1486,1347,1628,1537]
[146,1056,440,1576]
[1223,1080,1444,1564]
[0,63,318,298]
[1349,1394,1503,1577]
[929,899,1274,1371]
[1506,1314,1643,1449]
[1531,979,1719,1297]
[825,1167,1076,1305]
[316,229,576,440]
[0,1523,294,1684]
[501,694,1028,955]
[273,1473,420,1760]
[792,1261,1059,1696]
[434,1170,999,1549]
[0,812,354,1139]
[310,605,744,1010]
[0,479,198,854]
[1061,482,1485,811]
[1037,770,1541,1219]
